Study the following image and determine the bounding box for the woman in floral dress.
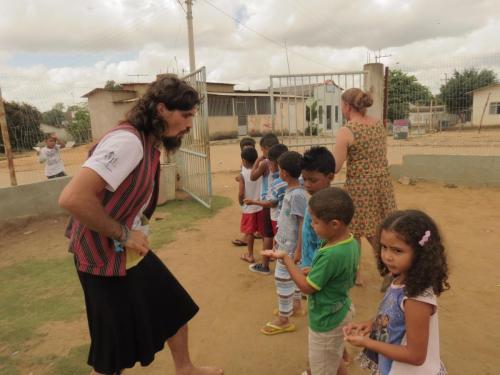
[333,88,396,286]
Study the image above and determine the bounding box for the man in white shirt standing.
[38,133,66,179]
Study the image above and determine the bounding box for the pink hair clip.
[419,230,431,246]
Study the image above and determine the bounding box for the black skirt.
[77,251,199,374]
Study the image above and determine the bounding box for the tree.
[3,101,44,152]
[67,106,92,144]
[42,102,65,126]
[439,68,497,114]
[388,69,433,121]
[104,80,123,90]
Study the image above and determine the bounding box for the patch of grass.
[0,195,231,374]
[0,257,84,350]
[50,344,89,375]
[149,195,232,249]
[0,354,19,375]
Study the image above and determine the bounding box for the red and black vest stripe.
[65,123,161,276]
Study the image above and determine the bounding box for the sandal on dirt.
[232,239,247,246]
[240,253,255,263]
[273,308,307,317]
[260,322,296,336]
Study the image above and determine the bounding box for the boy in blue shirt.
[260,151,308,335]
[244,143,289,236]
[300,146,335,272]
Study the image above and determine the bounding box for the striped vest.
[65,123,161,276]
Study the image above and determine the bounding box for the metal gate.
[270,71,367,151]
[176,67,212,208]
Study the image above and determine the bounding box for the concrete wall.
[363,63,384,121]
[0,176,70,220]
[208,116,237,135]
[248,115,273,134]
[390,154,500,186]
[472,88,500,126]
[88,91,136,140]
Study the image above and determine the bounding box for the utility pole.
[441,73,449,86]
[0,87,18,186]
[186,0,196,73]
[284,40,291,75]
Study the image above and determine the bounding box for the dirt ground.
[1,138,500,374]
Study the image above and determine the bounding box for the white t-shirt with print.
[83,130,151,234]
[39,145,65,177]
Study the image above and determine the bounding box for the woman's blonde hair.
[341,88,373,115]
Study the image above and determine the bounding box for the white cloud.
[0,0,499,110]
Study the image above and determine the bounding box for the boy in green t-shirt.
[262,187,359,375]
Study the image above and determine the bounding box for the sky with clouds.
[0,0,499,110]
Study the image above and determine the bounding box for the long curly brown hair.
[125,75,200,149]
[376,209,450,297]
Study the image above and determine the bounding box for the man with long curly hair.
[59,75,223,375]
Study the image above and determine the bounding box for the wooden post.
[478,92,491,134]
[429,99,433,132]
[0,88,18,186]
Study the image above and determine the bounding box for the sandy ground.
[1,156,500,374]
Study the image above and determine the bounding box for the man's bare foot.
[177,365,223,375]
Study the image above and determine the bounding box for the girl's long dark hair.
[125,75,200,149]
[376,210,450,297]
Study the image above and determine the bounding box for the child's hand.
[293,252,301,264]
[344,334,369,347]
[235,175,241,182]
[243,198,254,205]
[261,249,286,259]
[301,267,311,275]
[343,321,372,337]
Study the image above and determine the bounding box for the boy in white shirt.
[38,133,66,179]
[239,147,262,263]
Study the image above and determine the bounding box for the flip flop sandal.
[232,239,247,246]
[260,322,296,335]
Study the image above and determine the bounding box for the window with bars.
[256,97,271,114]
[208,95,233,116]
[489,102,500,115]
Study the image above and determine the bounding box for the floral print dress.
[344,121,396,238]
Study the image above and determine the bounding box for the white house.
[469,83,500,127]
[312,80,343,132]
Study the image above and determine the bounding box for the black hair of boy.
[260,133,279,148]
[309,187,354,225]
[302,146,335,174]
[241,146,258,165]
[267,143,289,162]
[239,137,256,150]
[277,151,303,178]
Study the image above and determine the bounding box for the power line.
[201,0,335,71]
[176,0,186,14]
